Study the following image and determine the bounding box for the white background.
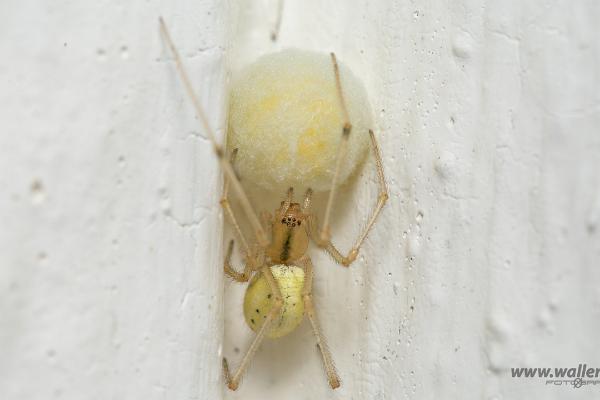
[1,0,599,399]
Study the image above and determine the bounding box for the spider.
[159,18,388,390]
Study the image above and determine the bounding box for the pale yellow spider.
[159,18,388,391]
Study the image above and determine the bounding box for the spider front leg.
[305,130,389,267]
[223,265,283,390]
[296,255,340,389]
[159,18,269,247]
[220,148,251,256]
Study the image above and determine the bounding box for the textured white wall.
[1,1,599,400]
[0,1,225,399]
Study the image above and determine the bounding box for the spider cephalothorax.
[267,197,309,264]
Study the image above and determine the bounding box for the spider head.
[278,202,305,228]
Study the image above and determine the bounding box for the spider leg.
[296,255,340,389]
[220,149,252,256]
[301,187,313,213]
[310,130,388,266]
[223,240,255,282]
[270,0,284,41]
[159,18,269,247]
[316,52,388,266]
[320,53,351,244]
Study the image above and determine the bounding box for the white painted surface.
[0,1,225,399]
[1,1,599,400]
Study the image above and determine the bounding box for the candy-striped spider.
[159,18,388,391]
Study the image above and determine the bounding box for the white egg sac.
[227,49,373,192]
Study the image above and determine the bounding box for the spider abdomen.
[243,265,305,339]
